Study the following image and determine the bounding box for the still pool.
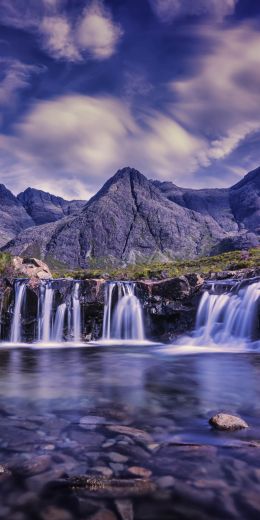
[0,344,260,519]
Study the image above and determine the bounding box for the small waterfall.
[52,303,66,342]
[72,282,81,342]
[38,282,54,342]
[102,282,116,339]
[102,282,145,341]
[193,281,260,344]
[10,280,27,343]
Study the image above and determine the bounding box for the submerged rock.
[209,413,249,431]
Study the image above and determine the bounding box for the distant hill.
[2,166,259,267]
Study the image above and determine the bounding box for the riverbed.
[0,344,260,519]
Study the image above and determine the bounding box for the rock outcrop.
[0,184,34,248]
[18,188,85,225]
[12,256,52,280]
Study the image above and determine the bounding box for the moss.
[52,248,260,281]
[0,252,12,275]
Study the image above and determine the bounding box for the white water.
[72,282,81,342]
[10,280,26,343]
[102,282,145,341]
[52,303,66,342]
[190,281,260,345]
[39,283,54,342]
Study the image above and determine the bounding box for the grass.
[0,252,12,275]
[52,248,260,281]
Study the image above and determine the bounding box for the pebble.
[80,415,106,426]
[108,452,128,463]
[109,463,124,472]
[106,425,152,443]
[128,466,152,478]
[209,413,249,431]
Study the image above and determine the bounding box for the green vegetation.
[52,248,260,281]
[0,252,12,275]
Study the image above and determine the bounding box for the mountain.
[3,167,259,268]
[0,184,34,248]
[17,188,85,225]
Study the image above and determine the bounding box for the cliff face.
[1,166,260,265]
[0,184,34,248]
[17,188,85,225]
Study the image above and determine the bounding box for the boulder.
[209,413,249,431]
[12,256,52,280]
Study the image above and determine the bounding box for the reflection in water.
[0,347,260,445]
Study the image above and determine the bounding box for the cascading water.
[10,280,27,343]
[38,282,54,342]
[52,303,66,342]
[102,282,145,341]
[192,280,260,345]
[71,282,81,342]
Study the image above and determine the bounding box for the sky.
[0,0,260,200]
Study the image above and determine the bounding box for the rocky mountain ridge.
[2,166,259,267]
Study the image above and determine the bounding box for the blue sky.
[0,0,259,199]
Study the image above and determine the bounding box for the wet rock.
[209,413,249,431]
[106,425,152,443]
[115,499,134,520]
[80,416,106,426]
[11,455,51,476]
[41,506,74,520]
[108,452,128,463]
[67,475,156,498]
[128,467,152,478]
[89,510,117,520]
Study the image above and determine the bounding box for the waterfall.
[38,282,54,342]
[10,280,27,343]
[52,303,66,342]
[102,282,145,341]
[102,282,116,339]
[72,282,81,342]
[193,281,260,345]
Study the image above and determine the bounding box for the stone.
[89,510,117,520]
[209,413,249,431]
[80,415,106,426]
[12,256,52,280]
[128,466,152,478]
[115,499,134,520]
[106,425,152,443]
[12,455,51,476]
[108,452,128,463]
[41,506,74,520]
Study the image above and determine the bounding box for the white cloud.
[40,15,80,61]
[168,23,260,168]
[76,1,123,60]
[0,0,123,62]
[149,0,238,22]
[0,93,205,197]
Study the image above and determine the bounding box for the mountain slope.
[0,184,35,248]
[2,168,232,267]
[2,167,259,267]
[18,188,85,225]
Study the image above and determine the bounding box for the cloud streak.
[149,0,238,22]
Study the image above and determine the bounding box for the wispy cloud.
[0,0,123,62]
[149,0,238,22]
[169,23,260,167]
[0,59,42,105]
